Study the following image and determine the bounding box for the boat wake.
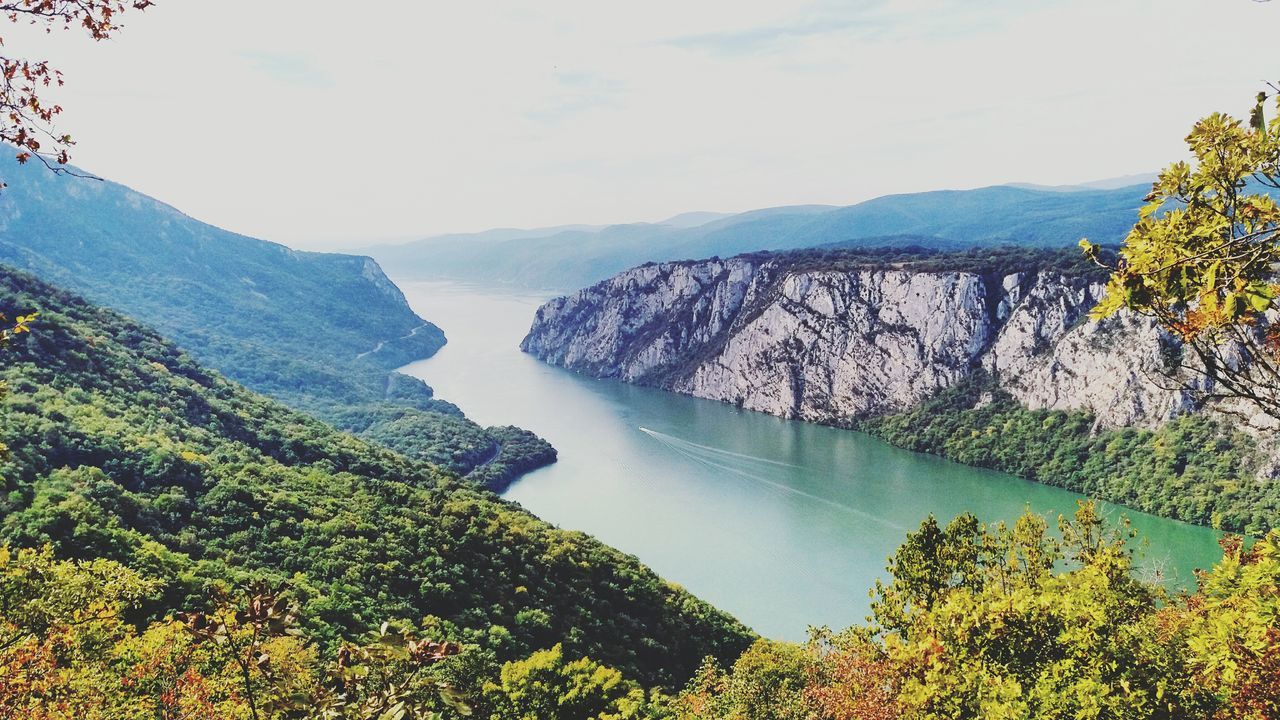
[638,427,804,468]
[638,427,904,530]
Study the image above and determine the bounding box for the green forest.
[862,373,1272,534]
[1,259,1277,719]
[2,0,1280,714]
[0,157,557,491]
[0,267,752,707]
[3,182,1278,719]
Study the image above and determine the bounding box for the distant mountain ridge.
[656,210,735,227]
[364,183,1151,291]
[0,156,555,486]
[1004,172,1159,192]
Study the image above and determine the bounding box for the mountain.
[520,246,1272,534]
[0,158,444,384]
[0,157,554,487]
[656,210,735,227]
[366,222,687,291]
[1005,172,1159,192]
[361,223,610,252]
[0,264,754,686]
[364,185,1149,291]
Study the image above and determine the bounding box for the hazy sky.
[9,0,1278,249]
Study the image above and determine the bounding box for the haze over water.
[397,280,1226,640]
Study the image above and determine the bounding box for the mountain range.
[363,181,1152,291]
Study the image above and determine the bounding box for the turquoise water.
[397,281,1225,640]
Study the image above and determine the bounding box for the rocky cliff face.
[521,253,1206,429]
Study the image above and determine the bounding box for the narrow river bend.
[397,280,1225,640]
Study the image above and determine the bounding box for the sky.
[6,0,1278,249]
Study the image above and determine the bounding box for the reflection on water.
[397,280,1224,640]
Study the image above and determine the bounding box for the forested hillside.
[672,507,1280,720]
[862,374,1271,534]
[0,157,553,488]
[1,180,1274,719]
[0,265,752,691]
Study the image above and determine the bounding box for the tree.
[679,504,1280,719]
[482,644,670,720]
[0,0,153,186]
[0,555,474,720]
[0,545,159,719]
[670,640,810,720]
[803,629,901,720]
[180,583,471,720]
[1083,87,1280,423]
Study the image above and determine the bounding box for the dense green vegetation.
[329,406,556,491]
[480,643,674,719]
[0,545,685,719]
[683,244,1113,281]
[8,502,1278,718]
[774,244,1113,280]
[861,373,1271,534]
[676,507,1280,719]
[467,426,559,490]
[0,255,1276,717]
[0,265,752,690]
[0,157,555,488]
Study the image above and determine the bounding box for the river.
[396,280,1225,640]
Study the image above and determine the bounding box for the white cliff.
[521,253,1206,429]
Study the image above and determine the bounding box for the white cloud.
[5,0,1276,249]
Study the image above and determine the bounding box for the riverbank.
[395,280,1225,639]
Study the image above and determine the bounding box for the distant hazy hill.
[1005,172,1158,192]
[0,157,442,388]
[0,157,554,486]
[366,184,1148,291]
[656,210,735,227]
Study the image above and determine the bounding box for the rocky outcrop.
[521,253,1208,429]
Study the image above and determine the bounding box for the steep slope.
[0,157,443,387]
[367,185,1146,290]
[521,248,1171,425]
[522,247,1271,532]
[0,265,753,686]
[0,158,553,486]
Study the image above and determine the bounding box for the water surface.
[397,281,1225,640]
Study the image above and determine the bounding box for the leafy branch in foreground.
[181,583,470,720]
[0,549,472,720]
[0,0,153,185]
[1083,86,1280,423]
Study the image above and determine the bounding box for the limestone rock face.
[521,256,1210,429]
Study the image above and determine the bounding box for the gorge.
[397,279,1227,640]
[520,247,1274,533]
